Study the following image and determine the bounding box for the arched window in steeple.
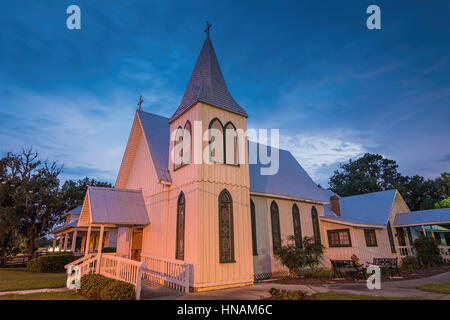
[209,118,224,164]
[176,192,186,260]
[270,201,281,253]
[174,126,184,170]
[219,189,234,263]
[292,204,303,248]
[224,121,238,165]
[183,121,192,165]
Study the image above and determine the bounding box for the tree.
[395,175,444,211]
[59,177,112,211]
[1,149,64,256]
[435,172,450,198]
[435,197,450,209]
[329,153,402,197]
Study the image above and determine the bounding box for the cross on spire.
[204,21,212,38]
[137,95,143,111]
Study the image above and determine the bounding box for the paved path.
[172,272,450,300]
[0,287,68,296]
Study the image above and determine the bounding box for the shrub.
[101,247,116,253]
[80,274,135,300]
[400,256,419,272]
[413,236,442,267]
[268,288,308,300]
[274,236,325,277]
[27,253,77,273]
[303,269,333,279]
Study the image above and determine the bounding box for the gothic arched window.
[250,199,257,255]
[175,192,186,260]
[311,206,321,245]
[270,201,281,253]
[183,121,192,165]
[219,189,234,263]
[209,118,224,164]
[292,204,303,248]
[224,121,238,165]
[174,126,184,170]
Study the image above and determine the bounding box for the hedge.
[27,253,78,273]
[80,274,135,300]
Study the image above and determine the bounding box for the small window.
[364,229,377,247]
[327,229,351,247]
[292,204,302,248]
[209,118,224,164]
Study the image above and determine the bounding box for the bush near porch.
[80,274,135,300]
[27,253,77,273]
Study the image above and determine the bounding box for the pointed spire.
[169,24,247,123]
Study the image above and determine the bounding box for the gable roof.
[51,219,78,234]
[322,189,398,227]
[249,142,329,203]
[394,208,450,227]
[169,37,247,123]
[82,187,150,225]
[137,111,172,182]
[62,205,82,217]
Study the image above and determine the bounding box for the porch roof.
[84,186,150,225]
[393,208,450,227]
[51,219,79,234]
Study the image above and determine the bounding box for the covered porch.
[394,208,450,261]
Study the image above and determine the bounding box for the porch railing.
[398,245,450,262]
[141,254,190,293]
[439,246,450,262]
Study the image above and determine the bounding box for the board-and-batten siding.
[251,195,327,277]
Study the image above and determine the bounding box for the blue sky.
[0,0,449,186]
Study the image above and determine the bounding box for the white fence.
[398,245,450,262]
[141,254,190,293]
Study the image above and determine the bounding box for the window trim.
[208,118,224,164]
[173,126,184,171]
[250,199,258,256]
[270,201,281,254]
[218,189,235,263]
[292,204,303,249]
[327,228,352,248]
[223,121,240,167]
[363,228,378,247]
[311,206,322,245]
[175,192,185,260]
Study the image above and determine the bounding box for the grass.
[0,267,67,292]
[0,291,87,300]
[312,292,426,300]
[417,283,450,294]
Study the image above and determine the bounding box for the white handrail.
[141,254,190,293]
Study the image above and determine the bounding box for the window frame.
[218,189,235,263]
[292,204,303,249]
[208,118,224,164]
[175,192,186,260]
[250,199,258,256]
[327,228,352,248]
[363,229,378,247]
[223,121,240,167]
[270,201,282,254]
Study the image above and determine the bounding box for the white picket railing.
[398,246,415,257]
[99,254,145,287]
[439,246,450,262]
[141,254,190,293]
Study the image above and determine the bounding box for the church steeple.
[169,23,248,123]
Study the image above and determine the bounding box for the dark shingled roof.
[169,37,248,123]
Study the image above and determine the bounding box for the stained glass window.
[271,201,281,253]
[176,192,185,260]
[311,206,321,245]
[292,204,302,248]
[219,189,234,262]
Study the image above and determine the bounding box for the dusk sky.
[0,0,449,187]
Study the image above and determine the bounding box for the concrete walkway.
[0,287,69,296]
[172,272,450,300]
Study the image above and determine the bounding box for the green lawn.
[417,283,450,294]
[0,268,67,292]
[0,291,87,300]
[312,292,426,300]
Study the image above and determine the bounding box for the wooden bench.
[330,259,367,279]
[372,258,400,276]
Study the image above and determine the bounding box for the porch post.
[63,233,69,251]
[59,236,63,250]
[81,236,86,253]
[430,225,436,239]
[52,238,56,252]
[85,225,92,256]
[71,230,78,252]
[96,225,105,273]
[421,225,426,237]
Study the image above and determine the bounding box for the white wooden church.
[57,26,450,294]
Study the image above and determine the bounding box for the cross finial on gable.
[137,95,143,111]
[204,21,212,39]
